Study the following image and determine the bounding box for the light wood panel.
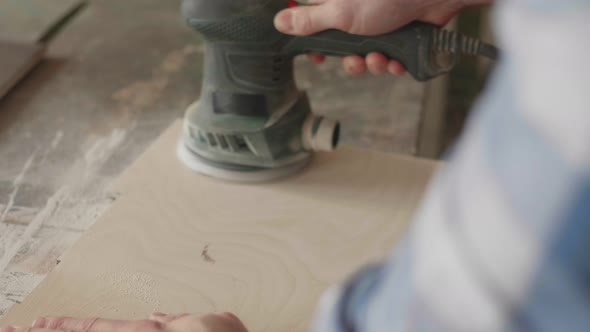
[0,121,437,331]
[0,41,44,100]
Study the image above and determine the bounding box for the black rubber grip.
[283,22,448,81]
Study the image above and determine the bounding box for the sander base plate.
[176,141,311,182]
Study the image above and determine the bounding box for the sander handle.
[283,21,497,81]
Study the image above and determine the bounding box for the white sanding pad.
[176,141,311,183]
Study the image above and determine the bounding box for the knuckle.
[330,5,354,32]
[294,11,314,33]
[221,311,237,317]
[219,312,239,321]
[46,317,66,329]
[82,318,101,331]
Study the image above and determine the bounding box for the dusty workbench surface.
[0,0,85,43]
[1,121,437,329]
[0,0,428,318]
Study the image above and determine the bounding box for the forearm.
[314,0,590,331]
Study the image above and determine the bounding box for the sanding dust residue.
[101,270,162,311]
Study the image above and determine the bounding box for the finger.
[365,52,389,75]
[307,54,326,64]
[342,56,366,76]
[1,328,60,332]
[274,3,345,35]
[178,312,248,332]
[387,60,406,75]
[149,312,169,323]
[149,312,190,324]
[42,317,108,331]
[168,313,191,321]
[216,312,240,321]
[35,317,162,332]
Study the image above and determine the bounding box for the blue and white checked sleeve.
[313,0,590,331]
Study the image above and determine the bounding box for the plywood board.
[0,0,85,43]
[0,41,44,100]
[0,121,437,331]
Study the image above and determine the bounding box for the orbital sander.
[177,0,498,182]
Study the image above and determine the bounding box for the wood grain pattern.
[0,121,437,331]
[0,41,44,100]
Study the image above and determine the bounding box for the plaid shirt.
[314,0,590,331]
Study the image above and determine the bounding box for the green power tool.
[177,0,498,182]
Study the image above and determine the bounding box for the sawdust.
[0,205,38,225]
[0,151,37,224]
[0,129,124,319]
[0,272,44,317]
[9,226,81,274]
[0,187,65,274]
[37,131,64,166]
[83,130,127,171]
[101,270,162,311]
[41,129,125,231]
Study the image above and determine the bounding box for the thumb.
[274,4,345,36]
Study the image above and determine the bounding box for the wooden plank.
[0,41,44,100]
[7,226,82,275]
[0,0,85,43]
[0,121,437,330]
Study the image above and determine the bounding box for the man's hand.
[0,312,248,332]
[274,0,466,76]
